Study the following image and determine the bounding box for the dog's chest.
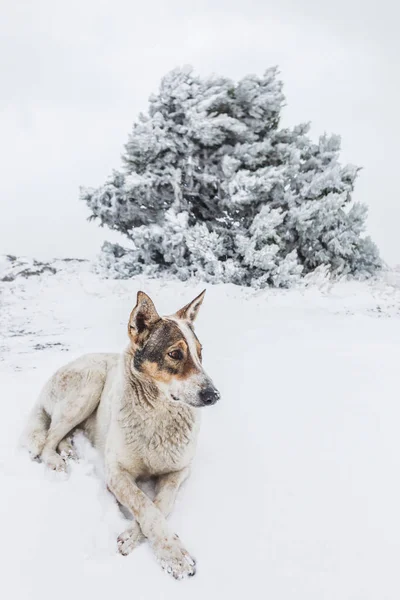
[119,403,199,476]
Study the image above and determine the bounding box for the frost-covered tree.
[81,66,381,287]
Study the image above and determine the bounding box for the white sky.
[1,1,399,263]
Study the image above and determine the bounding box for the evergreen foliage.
[81,66,381,286]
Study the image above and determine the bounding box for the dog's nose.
[199,387,220,406]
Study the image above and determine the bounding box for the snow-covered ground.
[1,259,400,600]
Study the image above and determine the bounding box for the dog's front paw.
[153,534,196,580]
[117,523,144,556]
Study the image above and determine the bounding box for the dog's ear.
[175,289,206,324]
[128,291,160,345]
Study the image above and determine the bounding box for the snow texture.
[81,68,381,287]
[1,260,400,599]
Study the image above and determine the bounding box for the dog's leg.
[41,385,103,472]
[154,467,191,516]
[22,404,51,459]
[108,466,195,579]
[117,467,190,556]
[41,419,80,472]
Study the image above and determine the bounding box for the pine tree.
[81,66,381,287]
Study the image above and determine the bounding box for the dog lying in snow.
[22,290,220,579]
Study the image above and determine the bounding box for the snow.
[1,261,400,599]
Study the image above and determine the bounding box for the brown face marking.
[133,319,200,383]
[140,359,174,384]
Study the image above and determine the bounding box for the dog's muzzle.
[198,386,221,406]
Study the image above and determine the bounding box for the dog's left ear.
[175,289,206,324]
[128,291,160,345]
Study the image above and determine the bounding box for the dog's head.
[127,290,220,408]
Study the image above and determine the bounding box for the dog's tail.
[20,401,51,459]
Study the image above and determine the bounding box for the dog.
[22,290,220,579]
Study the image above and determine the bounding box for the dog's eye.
[168,349,183,361]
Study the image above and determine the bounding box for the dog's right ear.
[128,291,160,345]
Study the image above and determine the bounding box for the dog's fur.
[22,290,220,579]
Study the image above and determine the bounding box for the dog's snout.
[199,386,220,406]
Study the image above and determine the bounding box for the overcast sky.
[1,1,399,263]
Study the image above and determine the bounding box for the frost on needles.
[81,66,381,287]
